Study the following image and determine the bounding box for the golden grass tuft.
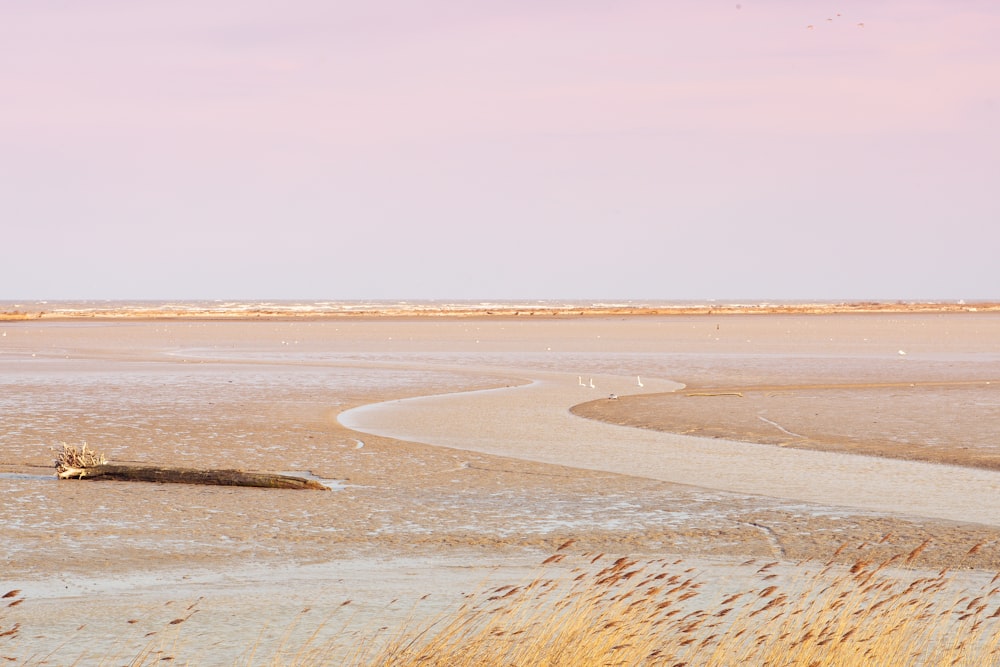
[360,547,1000,667]
[8,545,1000,665]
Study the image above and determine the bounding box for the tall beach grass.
[5,541,999,666]
[363,541,1000,666]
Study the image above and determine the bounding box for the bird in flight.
[805,11,865,30]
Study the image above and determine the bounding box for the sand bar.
[3,298,999,321]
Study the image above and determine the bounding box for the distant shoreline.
[1,300,999,321]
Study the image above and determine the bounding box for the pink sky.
[2,1,998,300]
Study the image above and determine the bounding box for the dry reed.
[7,545,1000,665]
[360,547,1000,667]
[1,590,25,664]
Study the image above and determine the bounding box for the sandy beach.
[2,309,999,663]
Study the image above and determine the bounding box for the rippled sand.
[2,313,999,663]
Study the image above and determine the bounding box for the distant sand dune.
[3,299,999,321]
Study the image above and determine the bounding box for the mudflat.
[2,311,999,663]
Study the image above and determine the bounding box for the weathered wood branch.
[57,464,329,490]
[53,442,329,490]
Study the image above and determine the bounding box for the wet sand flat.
[2,313,1000,662]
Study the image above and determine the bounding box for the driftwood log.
[54,443,329,490]
[58,464,329,490]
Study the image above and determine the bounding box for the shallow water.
[339,370,1000,527]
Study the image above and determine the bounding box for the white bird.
[578,376,585,386]
[636,376,644,387]
[354,439,365,449]
[589,378,595,388]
